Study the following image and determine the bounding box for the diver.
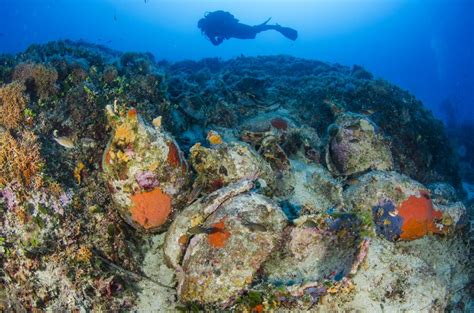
[198,10,298,46]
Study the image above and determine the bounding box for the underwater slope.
[165,56,461,189]
[0,40,472,311]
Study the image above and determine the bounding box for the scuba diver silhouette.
[198,11,298,46]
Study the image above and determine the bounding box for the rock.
[240,113,321,166]
[428,182,458,204]
[263,214,362,288]
[434,201,467,231]
[258,135,291,172]
[284,161,343,214]
[175,190,287,306]
[239,112,294,134]
[189,141,275,193]
[163,179,254,270]
[426,183,466,232]
[326,113,393,176]
[334,236,471,312]
[1,41,470,312]
[344,171,427,213]
[345,171,462,241]
[102,106,189,232]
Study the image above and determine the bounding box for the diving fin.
[276,26,298,41]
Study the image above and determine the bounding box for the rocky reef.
[0,40,472,311]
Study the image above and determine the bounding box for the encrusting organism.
[0,82,28,129]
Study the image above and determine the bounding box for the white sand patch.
[134,233,177,312]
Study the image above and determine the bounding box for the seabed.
[0,40,472,312]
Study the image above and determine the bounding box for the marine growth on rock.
[102,105,189,232]
[0,41,471,312]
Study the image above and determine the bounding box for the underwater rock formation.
[176,191,287,306]
[102,105,189,232]
[428,181,459,204]
[166,55,461,189]
[0,41,471,312]
[283,161,344,215]
[164,179,254,270]
[344,171,465,241]
[164,180,289,306]
[326,113,393,176]
[263,214,362,288]
[189,139,275,193]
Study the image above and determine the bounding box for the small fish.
[345,177,359,185]
[54,136,75,149]
[242,221,267,232]
[53,130,75,149]
[301,220,319,228]
[187,225,221,235]
[114,14,117,21]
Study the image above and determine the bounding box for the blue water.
[0,0,473,124]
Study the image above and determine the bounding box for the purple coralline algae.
[0,186,19,210]
[27,188,73,216]
[135,171,160,190]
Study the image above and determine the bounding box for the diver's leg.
[253,24,276,33]
[253,24,297,40]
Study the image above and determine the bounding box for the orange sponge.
[398,193,443,240]
[130,187,172,230]
[208,218,231,248]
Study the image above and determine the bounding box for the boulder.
[174,189,287,306]
[326,113,393,176]
[102,105,189,232]
[189,140,275,193]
